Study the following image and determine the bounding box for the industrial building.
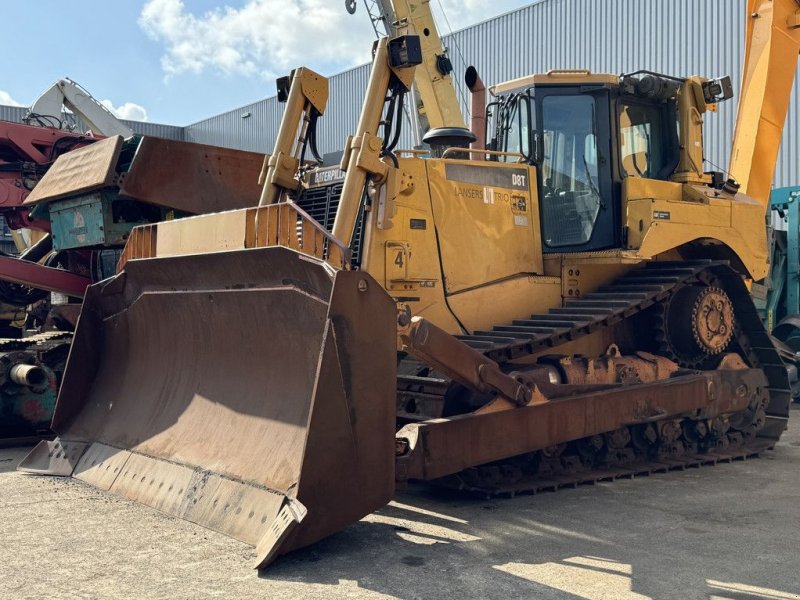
[2,0,798,186]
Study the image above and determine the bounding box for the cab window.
[502,95,531,161]
[619,102,677,180]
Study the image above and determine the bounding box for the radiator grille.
[294,182,366,266]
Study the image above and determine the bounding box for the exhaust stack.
[465,66,486,158]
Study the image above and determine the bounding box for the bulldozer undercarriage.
[395,260,790,495]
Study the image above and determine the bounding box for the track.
[397,260,791,494]
[440,438,776,497]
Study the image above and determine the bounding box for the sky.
[0,0,533,126]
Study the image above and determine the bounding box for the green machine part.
[29,136,181,252]
[757,186,800,402]
[44,191,169,251]
[0,350,59,442]
[759,186,800,331]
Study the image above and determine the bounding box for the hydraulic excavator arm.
[729,0,800,205]
[333,36,421,246]
[352,0,477,150]
[26,79,134,138]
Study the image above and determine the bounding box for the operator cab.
[487,70,732,253]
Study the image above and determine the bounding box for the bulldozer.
[18,0,800,568]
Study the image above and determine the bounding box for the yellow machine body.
[356,157,769,333]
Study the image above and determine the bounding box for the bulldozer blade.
[19,246,397,567]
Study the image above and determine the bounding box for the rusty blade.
[20,246,397,567]
[117,137,264,213]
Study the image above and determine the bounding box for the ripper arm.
[258,68,328,206]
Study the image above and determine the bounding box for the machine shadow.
[260,453,800,600]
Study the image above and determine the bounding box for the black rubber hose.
[307,110,323,163]
[385,91,405,153]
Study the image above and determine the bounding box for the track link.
[442,438,775,497]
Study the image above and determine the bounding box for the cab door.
[535,87,618,252]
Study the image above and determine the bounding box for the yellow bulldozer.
[18,0,800,568]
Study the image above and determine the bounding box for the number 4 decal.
[385,241,410,288]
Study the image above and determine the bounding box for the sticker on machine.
[445,163,529,190]
[653,210,671,220]
[514,214,529,227]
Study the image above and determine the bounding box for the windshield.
[539,94,602,247]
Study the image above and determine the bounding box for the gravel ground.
[2,406,799,600]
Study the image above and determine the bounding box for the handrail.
[396,148,429,156]
[546,69,592,77]
[441,147,526,161]
[246,202,351,269]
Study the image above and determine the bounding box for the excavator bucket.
[19,246,397,567]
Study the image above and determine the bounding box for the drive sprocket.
[655,284,735,368]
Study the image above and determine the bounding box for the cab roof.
[491,70,619,95]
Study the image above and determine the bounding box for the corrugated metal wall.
[0,105,184,140]
[181,0,800,186]
[184,97,283,153]
[183,63,372,156]
[0,106,26,123]
[123,119,184,140]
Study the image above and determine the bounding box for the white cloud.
[100,99,149,122]
[139,0,374,79]
[0,90,23,107]
[138,0,531,79]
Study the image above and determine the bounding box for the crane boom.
[729,0,800,206]
[26,79,134,138]
[371,0,467,132]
